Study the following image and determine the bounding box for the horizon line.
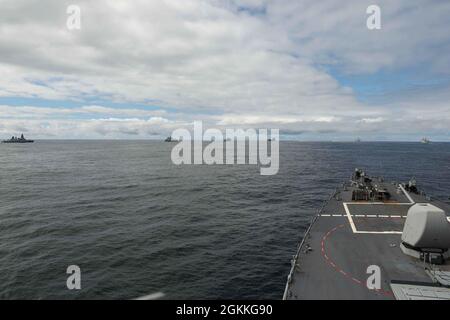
[3,138,449,143]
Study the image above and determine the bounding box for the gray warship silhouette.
[2,134,34,143]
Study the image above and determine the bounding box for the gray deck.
[284,178,450,300]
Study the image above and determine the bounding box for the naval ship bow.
[284,169,450,300]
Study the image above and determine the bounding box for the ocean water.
[0,141,449,299]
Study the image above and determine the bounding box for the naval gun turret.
[401,203,450,264]
[405,177,418,194]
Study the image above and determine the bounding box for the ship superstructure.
[2,134,34,143]
[284,169,450,300]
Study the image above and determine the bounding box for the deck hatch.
[391,282,450,300]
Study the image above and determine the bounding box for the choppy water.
[0,141,449,299]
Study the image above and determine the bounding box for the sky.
[0,0,449,141]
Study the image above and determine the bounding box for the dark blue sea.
[0,141,449,299]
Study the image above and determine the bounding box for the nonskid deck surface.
[285,178,450,300]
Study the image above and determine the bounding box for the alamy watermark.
[66,5,81,30]
[366,265,381,290]
[66,265,81,290]
[169,121,279,176]
[366,5,381,30]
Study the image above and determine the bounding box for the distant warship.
[421,137,431,144]
[2,134,34,143]
[165,136,180,142]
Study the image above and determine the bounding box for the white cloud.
[358,117,384,124]
[0,0,449,139]
[0,105,167,118]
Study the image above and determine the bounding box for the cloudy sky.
[0,0,449,140]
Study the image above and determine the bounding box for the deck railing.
[282,186,339,300]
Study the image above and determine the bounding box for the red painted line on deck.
[320,224,393,298]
